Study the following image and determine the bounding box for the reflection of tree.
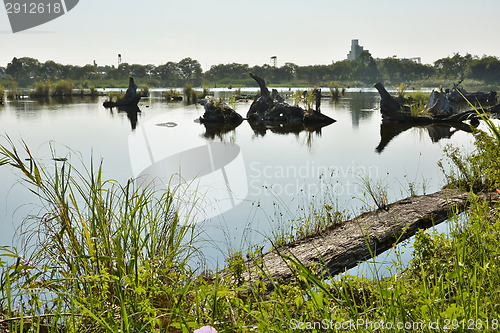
[376,122,475,153]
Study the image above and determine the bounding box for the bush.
[51,80,74,97]
[29,80,52,98]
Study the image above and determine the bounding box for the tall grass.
[0,85,5,104]
[29,80,74,98]
[0,137,199,332]
[2,104,500,331]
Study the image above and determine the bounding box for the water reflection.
[376,122,475,153]
[106,105,142,130]
[201,122,240,140]
[248,121,327,137]
[343,92,379,128]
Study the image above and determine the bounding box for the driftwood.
[198,99,243,125]
[447,80,497,109]
[247,73,336,125]
[103,77,141,108]
[374,82,500,124]
[375,83,488,124]
[228,189,474,288]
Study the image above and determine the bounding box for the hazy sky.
[1,0,500,70]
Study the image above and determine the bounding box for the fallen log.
[231,189,475,288]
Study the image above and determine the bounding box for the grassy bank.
[1,109,500,332]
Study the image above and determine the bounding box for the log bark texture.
[236,189,472,287]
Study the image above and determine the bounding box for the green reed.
[2,103,500,331]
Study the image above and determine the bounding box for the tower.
[347,40,367,61]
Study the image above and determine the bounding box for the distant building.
[347,39,367,61]
[400,57,421,64]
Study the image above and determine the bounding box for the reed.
[0,137,199,331]
[1,111,500,331]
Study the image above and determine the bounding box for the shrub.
[51,80,74,97]
[29,80,52,98]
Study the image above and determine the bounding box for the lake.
[0,88,477,270]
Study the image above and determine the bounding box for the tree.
[5,57,41,85]
[465,56,500,83]
[177,57,202,85]
[157,62,182,86]
[434,53,472,79]
[352,51,380,83]
[39,60,64,81]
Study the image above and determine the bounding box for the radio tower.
[270,56,277,68]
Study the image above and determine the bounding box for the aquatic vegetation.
[163,88,181,101]
[29,80,74,98]
[1,104,500,331]
[327,81,344,99]
[0,85,4,104]
[51,80,74,97]
[29,80,52,98]
[106,90,125,103]
[140,84,150,97]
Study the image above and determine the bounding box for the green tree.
[352,51,380,84]
[157,61,181,86]
[434,53,472,79]
[465,56,500,83]
[5,57,41,86]
[177,57,202,85]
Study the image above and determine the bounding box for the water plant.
[29,80,52,98]
[395,82,407,99]
[140,84,150,97]
[106,91,125,103]
[292,89,303,106]
[357,173,389,211]
[2,101,500,331]
[0,137,199,332]
[51,80,74,97]
[163,88,181,101]
[0,85,4,104]
[327,81,343,99]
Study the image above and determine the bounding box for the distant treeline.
[1,52,500,88]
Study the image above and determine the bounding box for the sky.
[1,0,500,70]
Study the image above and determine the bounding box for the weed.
[357,173,389,210]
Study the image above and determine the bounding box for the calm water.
[0,89,477,268]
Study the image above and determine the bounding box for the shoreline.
[231,188,487,287]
